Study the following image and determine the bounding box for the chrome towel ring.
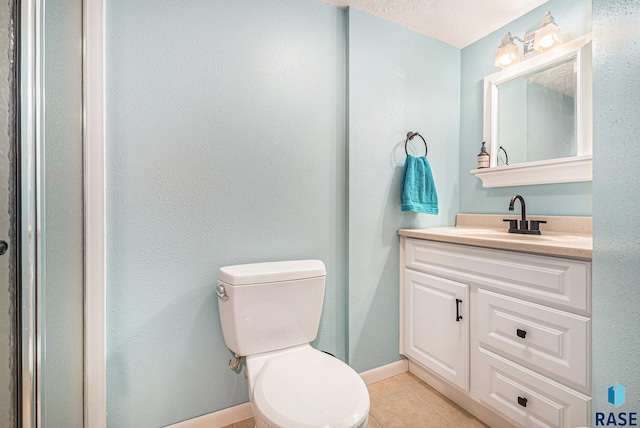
[405,131,428,156]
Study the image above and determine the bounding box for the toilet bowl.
[248,345,369,428]
[217,260,370,428]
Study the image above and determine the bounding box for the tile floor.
[223,372,489,428]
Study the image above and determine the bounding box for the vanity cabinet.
[400,237,592,428]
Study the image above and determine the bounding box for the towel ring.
[499,145,509,165]
[405,132,428,156]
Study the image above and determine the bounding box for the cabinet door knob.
[517,396,528,407]
[516,328,527,339]
[455,298,463,321]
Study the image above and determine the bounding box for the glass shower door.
[0,0,17,425]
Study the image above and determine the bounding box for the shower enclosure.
[1,0,17,426]
[0,0,85,426]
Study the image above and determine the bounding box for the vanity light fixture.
[494,32,521,68]
[532,11,562,53]
[494,10,562,69]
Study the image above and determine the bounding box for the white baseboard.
[359,358,408,385]
[166,402,253,428]
[167,359,409,427]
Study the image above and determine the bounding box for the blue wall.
[347,9,460,372]
[592,0,640,420]
[105,2,460,425]
[459,0,592,216]
[106,0,347,426]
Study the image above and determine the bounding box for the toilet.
[217,260,370,428]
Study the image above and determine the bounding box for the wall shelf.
[470,155,592,188]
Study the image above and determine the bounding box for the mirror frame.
[472,33,592,188]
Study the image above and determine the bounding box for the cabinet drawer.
[477,289,590,389]
[405,238,591,312]
[477,348,591,428]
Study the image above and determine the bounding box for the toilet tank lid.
[218,260,326,285]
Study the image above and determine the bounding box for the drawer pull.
[456,298,463,321]
[517,396,528,407]
[516,328,527,339]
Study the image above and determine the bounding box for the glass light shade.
[533,23,562,52]
[495,42,519,68]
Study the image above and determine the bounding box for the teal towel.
[401,155,438,214]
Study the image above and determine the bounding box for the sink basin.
[434,227,591,244]
[459,231,560,241]
[443,228,504,236]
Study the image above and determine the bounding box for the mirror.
[498,57,577,164]
[473,33,592,188]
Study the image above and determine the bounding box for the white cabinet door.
[404,269,469,391]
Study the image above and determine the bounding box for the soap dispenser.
[477,142,490,169]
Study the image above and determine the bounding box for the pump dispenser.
[477,142,490,169]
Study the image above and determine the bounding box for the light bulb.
[538,35,555,48]
[499,54,514,66]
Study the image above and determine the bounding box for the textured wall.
[42,0,85,425]
[592,0,640,420]
[106,0,346,425]
[459,0,592,216]
[347,8,460,372]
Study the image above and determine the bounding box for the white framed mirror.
[472,33,592,188]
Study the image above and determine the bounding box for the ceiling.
[319,0,550,48]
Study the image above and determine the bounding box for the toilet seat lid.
[253,348,370,428]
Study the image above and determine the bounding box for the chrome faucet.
[503,194,546,235]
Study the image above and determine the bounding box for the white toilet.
[217,260,370,428]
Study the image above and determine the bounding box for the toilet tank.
[217,260,326,356]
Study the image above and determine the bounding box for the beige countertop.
[398,214,592,259]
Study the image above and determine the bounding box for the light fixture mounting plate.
[523,31,537,57]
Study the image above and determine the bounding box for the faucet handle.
[530,220,547,231]
[503,219,518,231]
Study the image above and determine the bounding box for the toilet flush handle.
[216,284,229,301]
[229,354,242,372]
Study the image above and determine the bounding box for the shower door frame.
[83,0,106,426]
[18,0,42,425]
[19,0,106,426]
